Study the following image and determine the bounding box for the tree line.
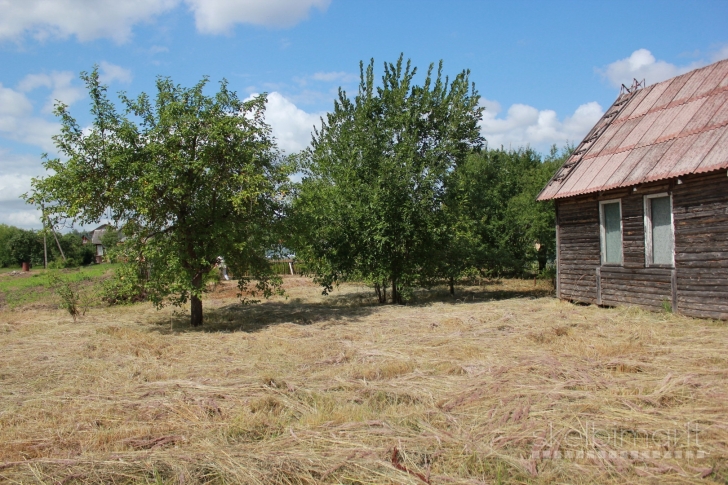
[0,225,96,268]
[24,56,567,326]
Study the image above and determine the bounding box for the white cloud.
[0,0,177,43]
[184,0,330,34]
[0,0,327,43]
[0,151,45,229]
[248,92,321,153]
[0,173,34,202]
[3,208,41,228]
[17,71,84,112]
[0,83,59,151]
[598,48,728,88]
[479,98,604,152]
[98,61,133,85]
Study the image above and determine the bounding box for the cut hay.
[0,278,726,484]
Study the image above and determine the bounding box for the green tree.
[27,67,287,326]
[6,229,44,267]
[0,224,24,267]
[52,231,95,267]
[292,56,483,303]
[446,145,568,278]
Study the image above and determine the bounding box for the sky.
[1,0,727,229]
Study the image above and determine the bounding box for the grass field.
[0,264,117,309]
[0,276,726,484]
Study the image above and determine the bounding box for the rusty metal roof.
[538,58,728,201]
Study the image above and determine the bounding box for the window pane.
[651,196,673,265]
[603,202,622,264]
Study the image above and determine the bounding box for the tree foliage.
[0,224,26,267]
[27,67,287,326]
[292,55,483,303]
[445,145,569,278]
[5,229,44,267]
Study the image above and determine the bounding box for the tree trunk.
[374,282,388,304]
[449,276,455,297]
[190,273,204,327]
[391,277,402,305]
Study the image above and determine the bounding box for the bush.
[47,272,94,321]
[101,263,148,305]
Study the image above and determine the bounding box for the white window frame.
[643,192,675,267]
[599,199,623,266]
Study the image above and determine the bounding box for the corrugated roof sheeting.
[656,98,707,143]
[672,63,715,104]
[696,129,728,173]
[537,58,728,201]
[621,141,674,186]
[692,61,728,97]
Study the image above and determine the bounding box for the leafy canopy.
[445,146,569,278]
[27,67,287,326]
[292,55,483,303]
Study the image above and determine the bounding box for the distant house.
[89,224,112,264]
[538,58,728,320]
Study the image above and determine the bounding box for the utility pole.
[41,203,48,269]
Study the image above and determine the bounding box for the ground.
[0,276,726,484]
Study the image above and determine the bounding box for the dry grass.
[0,277,726,484]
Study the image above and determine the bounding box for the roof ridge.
[537,88,641,196]
[580,119,728,161]
[620,84,728,124]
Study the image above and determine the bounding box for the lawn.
[0,277,726,484]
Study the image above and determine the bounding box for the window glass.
[602,202,622,264]
[651,196,673,265]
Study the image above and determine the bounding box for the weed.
[47,272,88,321]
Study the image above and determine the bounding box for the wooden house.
[89,224,111,264]
[538,59,728,319]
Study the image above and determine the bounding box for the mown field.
[0,275,726,484]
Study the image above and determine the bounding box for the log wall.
[555,170,728,319]
[673,170,728,319]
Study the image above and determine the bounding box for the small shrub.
[48,272,91,321]
[539,261,557,287]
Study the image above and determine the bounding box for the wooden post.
[50,224,66,262]
[41,203,48,269]
[596,267,602,306]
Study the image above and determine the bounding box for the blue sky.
[1,0,727,228]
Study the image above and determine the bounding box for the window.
[600,199,623,265]
[644,193,674,266]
